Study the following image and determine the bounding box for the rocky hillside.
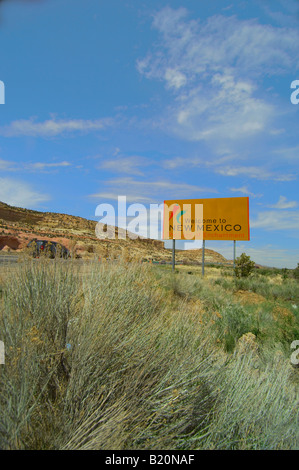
[0,201,231,265]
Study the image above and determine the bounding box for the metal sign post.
[233,240,236,276]
[202,240,205,276]
[172,239,176,272]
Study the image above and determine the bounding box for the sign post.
[172,239,176,272]
[202,240,205,276]
[233,240,236,276]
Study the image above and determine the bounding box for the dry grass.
[0,259,298,450]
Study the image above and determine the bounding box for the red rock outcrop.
[0,236,21,250]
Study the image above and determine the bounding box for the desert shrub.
[281,268,290,280]
[268,281,299,302]
[214,278,232,290]
[234,253,255,278]
[234,276,270,297]
[213,303,257,352]
[0,260,79,449]
[157,269,206,301]
[0,261,217,449]
[194,351,299,449]
[229,276,299,303]
[255,267,273,276]
[293,263,299,281]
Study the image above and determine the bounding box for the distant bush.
[256,267,276,276]
[234,253,255,278]
[293,263,299,281]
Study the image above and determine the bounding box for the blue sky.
[0,0,298,267]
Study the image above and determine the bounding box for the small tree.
[234,252,255,278]
[293,263,299,281]
[281,268,289,281]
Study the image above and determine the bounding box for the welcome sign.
[163,197,250,241]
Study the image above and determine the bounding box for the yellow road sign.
[163,197,250,241]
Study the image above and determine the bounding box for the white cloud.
[167,74,273,142]
[0,159,15,171]
[141,8,299,80]
[262,0,299,28]
[0,117,114,137]
[273,145,299,161]
[0,177,50,208]
[25,161,71,171]
[229,186,262,198]
[98,155,151,176]
[137,7,299,144]
[216,165,295,181]
[0,159,72,173]
[250,210,299,230]
[90,192,154,204]
[164,68,187,89]
[267,196,298,209]
[161,156,204,170]
[89,176,217,204]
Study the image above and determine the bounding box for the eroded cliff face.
[0,201,231,264]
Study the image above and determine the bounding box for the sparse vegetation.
[0,259,298,450]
